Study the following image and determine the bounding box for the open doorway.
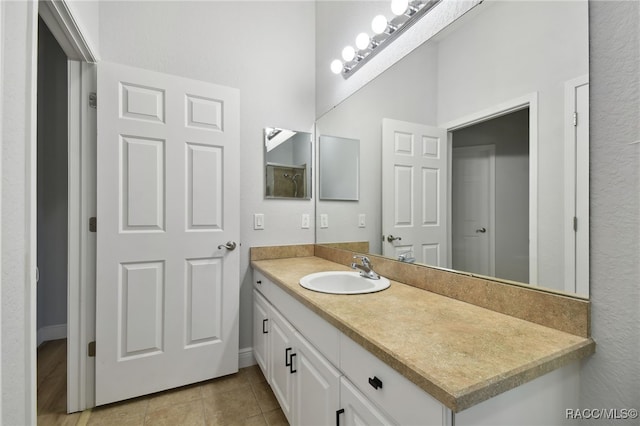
[36,16,71,420]
[451,108,529,283]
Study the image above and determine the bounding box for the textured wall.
[580,0,640,420]
[0,2,38,424]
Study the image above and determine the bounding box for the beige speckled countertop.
[252,256,595,412]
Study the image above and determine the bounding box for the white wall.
[581,0,640,419]
[98,1,316,350]
[436,0,588,290]
[37,17,69,344]
[0,1,38,424]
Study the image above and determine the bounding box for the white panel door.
[452,145,495,277]
[382,119,448,267]
[96,62,240,405]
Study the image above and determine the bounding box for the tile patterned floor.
[37,340,288,426]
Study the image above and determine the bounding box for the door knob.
[218,241,237,250]
[386,234,402,243]
[476,228,487,233]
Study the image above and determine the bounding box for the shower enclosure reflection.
[264,127,312,199]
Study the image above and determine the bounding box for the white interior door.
[382,119,448,267]
[452,145,495,276]
[96,62,240,405]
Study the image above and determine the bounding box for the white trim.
[0,1,4,419]
[38,0,97,63]
[27,1,40,422]
[67,60,97,412]
[37,324,68,347]
[239,347,257,369]
[564,75,590,296]
[441,93,539,285]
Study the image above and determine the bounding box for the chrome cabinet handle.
[476,228,487,233]
[386,234,402,243]
[218,241,237,250]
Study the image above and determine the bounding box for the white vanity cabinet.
[252,270,445,426]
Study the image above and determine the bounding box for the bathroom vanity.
[251,245,594,426]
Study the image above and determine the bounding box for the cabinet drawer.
[253,270,272,298]
[340,335,445,426]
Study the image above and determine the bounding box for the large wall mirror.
[264,127,312,199]
[315,0,589,297]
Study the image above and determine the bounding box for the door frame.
[440,93,539,284]
[564,75,589,296]
[451,144,496,277]
[39,0,98,412]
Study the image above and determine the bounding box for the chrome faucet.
[397,251,415,263]
[351,255,380,280]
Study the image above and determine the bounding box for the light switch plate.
[358,214,366,228]
[320,214,329,229]
[254,213,264,230]
[301,214,310,229]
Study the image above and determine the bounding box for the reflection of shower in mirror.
[283,173,301,197]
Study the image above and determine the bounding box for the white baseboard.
[37,323,67,347]
[239,347,256,369]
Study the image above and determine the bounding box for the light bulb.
[342,46,356,62]
[391,0,409,15]
[330,59,343,75]
[355,32,370,50]
[371,15,388,35]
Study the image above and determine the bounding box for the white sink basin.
[299,271,390,295]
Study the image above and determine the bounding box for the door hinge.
[89,217,97,232]
[573,216,578,232]
[88,341,96,357]
[89,92,97,109]
[573,112,578,127]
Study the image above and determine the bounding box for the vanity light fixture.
[330,0,441,78]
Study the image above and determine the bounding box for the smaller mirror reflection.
[319,135,360,201]
[264,127,312,199]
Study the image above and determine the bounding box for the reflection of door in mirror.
[382,119,448,266]
[452,145,496,278]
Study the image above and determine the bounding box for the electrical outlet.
[254,213,264,230]
[301,214,310,229]
[320,214,329,229]
[358,214,366,228]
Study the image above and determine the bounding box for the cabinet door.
[268,307,296,423]
[293,331,341,426]
[252,290,270,377]
[339,377,398,426]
